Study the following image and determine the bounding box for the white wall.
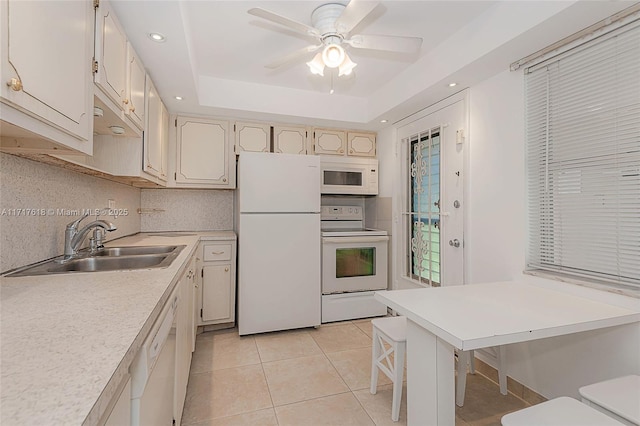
[466,69,640,399]
[467,69,526,283]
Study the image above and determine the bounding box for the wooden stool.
[371,316,406,422]
[370,316,509,421]
[579,375,640,426]
[501,397,625,425]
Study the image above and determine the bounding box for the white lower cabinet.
[197,240,237,327]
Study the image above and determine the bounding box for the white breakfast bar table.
[374,281,640,426]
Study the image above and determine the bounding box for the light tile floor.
[182,319,530,426]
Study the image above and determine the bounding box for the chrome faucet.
[62,213,117,260]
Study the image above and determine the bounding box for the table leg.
[406,319,455,426]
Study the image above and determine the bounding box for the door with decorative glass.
[398,97,466,287]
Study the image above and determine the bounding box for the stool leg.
[456,351,468,407]
[370,328,380,395]
[497,345,507,395]
[469,349,476,374]
[391,342,406,422]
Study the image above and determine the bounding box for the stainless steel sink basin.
[48,254,170,272]
[89,245,180,256]
[5,245,185,277]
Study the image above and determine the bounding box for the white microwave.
[320,156,378,195]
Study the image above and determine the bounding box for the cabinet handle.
[6,78,22,92]
[123,98,129,105]
[222,178,227,182]
[195,284,199,288]
[339,149,344,153]
[349,149,353,154]
[130,106,135,112]
[224,267,229,272]
[211,251,224,255]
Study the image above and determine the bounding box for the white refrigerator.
[238,152,321,335]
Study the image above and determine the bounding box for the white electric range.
[320,205,389,323]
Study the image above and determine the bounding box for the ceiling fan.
[248,1,423,77]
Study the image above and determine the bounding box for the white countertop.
[0,231,236,426]
[375,281,640,350]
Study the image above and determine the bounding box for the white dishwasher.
[130,287,179,426]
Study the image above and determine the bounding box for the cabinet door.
[187,257,196,353]
[235,121,270,153]
[126,43,145,130]
[274,125,308,155]
[313,129,346,155]
[202,264,232,323]
[174,272,192,426]
[347,132,376,157]
[94,0,127,109]
[176,116,235,187]
[0,0,93,149]
[143,78,167,180]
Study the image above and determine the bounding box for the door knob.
[449,239,460,248]
[6,78,23,91]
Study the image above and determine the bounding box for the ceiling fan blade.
[248,8,320,38]
[345,34,423,54]
[334,1,380,34]
[265,44,322,69]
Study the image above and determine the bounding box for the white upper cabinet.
[234,121,270,153]
[273,125,308,155]
[347,132,376,157]
[94,0,127,109]
[125,44,145,130]
[313,129,347,155]
[91,0,140,138]
[143,78,167,181]
[0,0,93,153]
[175,116,236,188]
[312,128,376,157]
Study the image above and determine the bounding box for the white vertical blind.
[525,20,640,289]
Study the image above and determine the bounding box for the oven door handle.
[322,236,389,244]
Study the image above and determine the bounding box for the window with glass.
[525,21,640,291]
[405,128,441,286]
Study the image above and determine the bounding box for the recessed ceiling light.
[148,32,166,42]
[448,82,457,87]
[380,119,388,123]
[175,96,183,101]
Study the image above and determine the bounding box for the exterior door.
[398,96,466,287]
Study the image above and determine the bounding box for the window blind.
[525,20,640,289]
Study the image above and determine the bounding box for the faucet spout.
[62,215,117,260]
[70,220,117,252]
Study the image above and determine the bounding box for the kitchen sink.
[48,254,171,273]
[89,245,181,256]
[5,245,185,277]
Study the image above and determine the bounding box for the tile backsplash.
[140,189,233,232]
[0,153,141,272]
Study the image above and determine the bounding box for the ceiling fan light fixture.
[322,44,345,68]
[307,52,325,76]
[338,55,357,77]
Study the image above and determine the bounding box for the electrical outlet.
[108,199,115,209]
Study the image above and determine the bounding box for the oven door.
[322,235,389,294]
